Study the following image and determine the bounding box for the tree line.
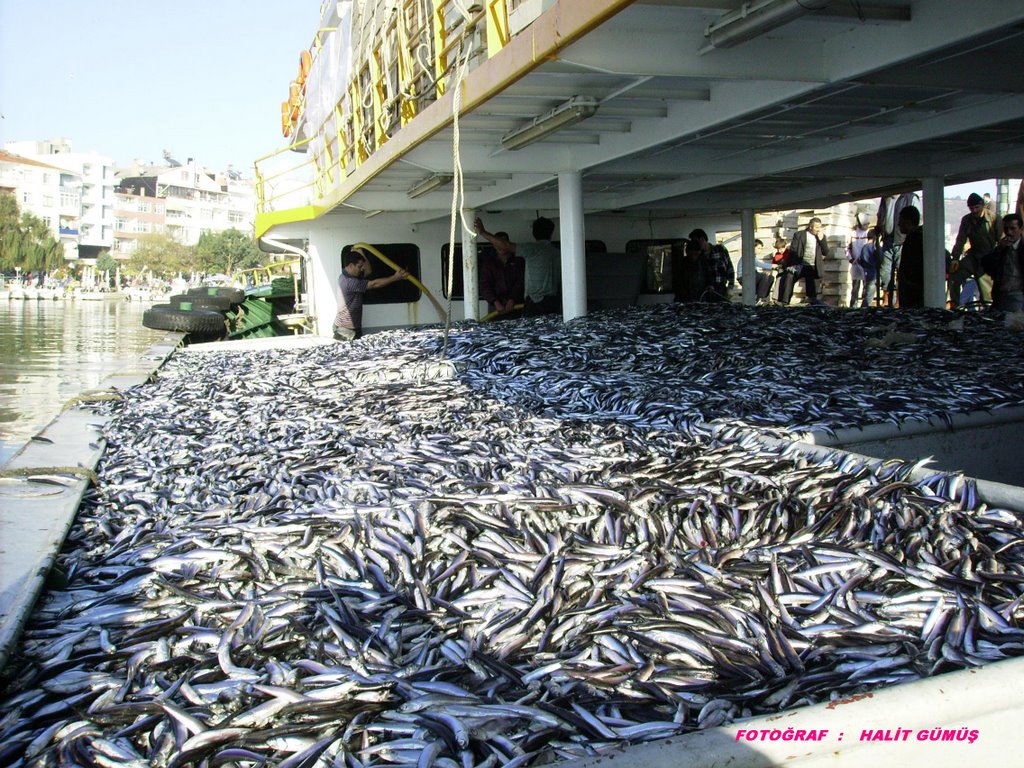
[0,193,63,275]
[1,192,265,280]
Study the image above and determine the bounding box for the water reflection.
[0,299,165,464]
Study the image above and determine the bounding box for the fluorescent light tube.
[407,173,453,199]
[500,96,600,151]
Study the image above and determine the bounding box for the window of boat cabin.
[341,243,421,304]
[626,239,688,294]
[441,240,607,299]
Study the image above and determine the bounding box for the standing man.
[950,192,1003,306]
[475,216,561,315]
[780,217,829,306]
[876,191,920,306]
[332,247,409,341]
[688,228,734,301]
[478,231,524,316]
[847,213,870,307]
[896,206,924,308]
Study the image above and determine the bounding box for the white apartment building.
[4,139,117,259]
[0,149,83,262]
[116,159,254,251]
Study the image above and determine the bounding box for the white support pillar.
[922,177,946,309]
[558,171,586,321]
[740,208,756,305]
[461,207,479,320]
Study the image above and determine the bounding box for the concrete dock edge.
[0,332,182,671]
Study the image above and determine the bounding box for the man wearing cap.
[950,192,1003,306]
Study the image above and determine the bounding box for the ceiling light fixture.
[500,96,600,151]
[407,173,453,199]
[704,0,826,50]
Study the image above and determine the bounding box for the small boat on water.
[122,286,166,303]
[73,288,124,301]
[35,286,61,301]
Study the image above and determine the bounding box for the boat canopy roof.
[258,0,1024,234]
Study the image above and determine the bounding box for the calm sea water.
[0,298,166,465]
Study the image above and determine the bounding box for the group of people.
[332,185,1024,338]
[331,215,562,340]
[947,192,1024,312]
[843,202,923,309]
[736,219,831,306]
[947,191,1024,312]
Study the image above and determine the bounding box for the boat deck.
[2,306,1024,764]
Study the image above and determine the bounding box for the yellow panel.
[486,0,510,56]
[432,0,447,97]
[254,205,325,240]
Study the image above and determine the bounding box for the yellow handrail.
[352,242,447,323]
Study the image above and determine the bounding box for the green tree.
[129,233,197,279]
[0,193,62,274]
[195,228,264,275]
[0,194,19,271]
[95,252,118,287]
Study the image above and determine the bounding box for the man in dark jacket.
[896,206,924,308]
[478,231,524,316]
[981,213,1024,312]
[779,217,829,305]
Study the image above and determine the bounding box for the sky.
[0,1,320,174]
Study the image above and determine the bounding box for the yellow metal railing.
[256,0,519,232]
[235,257,304,306]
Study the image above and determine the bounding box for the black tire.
[170,293,234,311]
[187,286,245,304]
[143,304,227,335]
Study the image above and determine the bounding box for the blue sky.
[0,1,319,174]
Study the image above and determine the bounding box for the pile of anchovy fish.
[3,303,1024,767]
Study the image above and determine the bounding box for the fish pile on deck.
[2,303,1024,767]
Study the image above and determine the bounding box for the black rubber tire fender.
[187,286,245,304]
[143,304,227,335]
[169,293,234,311]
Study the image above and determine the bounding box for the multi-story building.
[4,139,116,260]
[112,179,167,259]
[0,148,83,262]
[115,159,254,250]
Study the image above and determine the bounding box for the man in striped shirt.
[333,248,408,341]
